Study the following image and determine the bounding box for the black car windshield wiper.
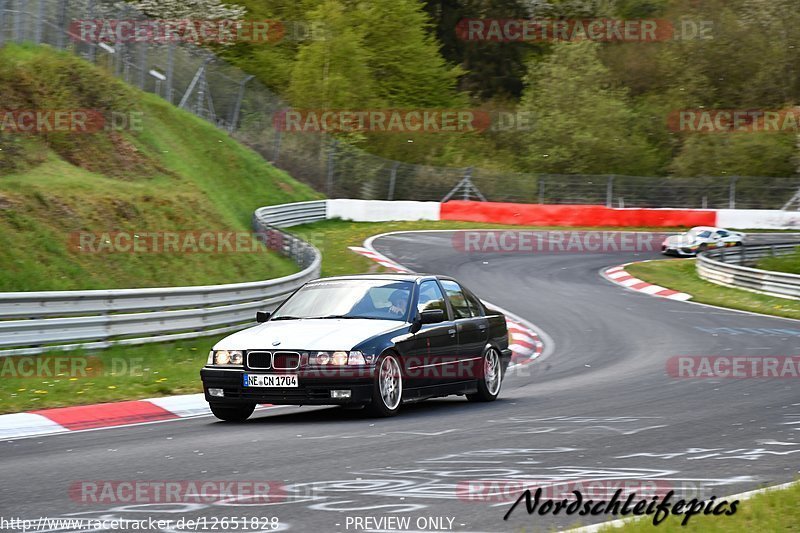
[270,316,303,321]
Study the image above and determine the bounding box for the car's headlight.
[309,351,368,366]
[208,350,244,366]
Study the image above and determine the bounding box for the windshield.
[272,279,413,321]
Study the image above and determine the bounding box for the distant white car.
[661,226,745,257]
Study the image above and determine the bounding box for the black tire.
[210,403,255,422]
[467,347,503,402]
[367,353,403,417]
[697,243,708,254]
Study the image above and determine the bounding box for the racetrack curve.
[0,231,798,532]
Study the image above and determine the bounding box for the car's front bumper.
[662,245,698,256]
[200,367,375,406]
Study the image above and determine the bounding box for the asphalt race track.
[1,231,798,532]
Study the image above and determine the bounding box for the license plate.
[243,373,298,388]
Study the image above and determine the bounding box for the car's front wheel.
[210,403,255,422]
[368,353,403,417]
[467,347,503,402]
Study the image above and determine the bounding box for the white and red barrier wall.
[326,199,800,229]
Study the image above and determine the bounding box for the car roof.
[689,226,721,232]
[310,273,442,283]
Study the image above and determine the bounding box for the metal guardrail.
[697,243,800,299]
[0,201,325,356]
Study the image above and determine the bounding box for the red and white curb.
[0,395,277,441]
[604,264,692,301]
[348,246,410,273]
[350,243,544,367]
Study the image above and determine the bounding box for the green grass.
[626,259,800,320]
[757,247,800,275]
[599,482,800,532]
[0,337,213,414]
[0,43,320,291]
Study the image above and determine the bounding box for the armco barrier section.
[440,201,718,227]
[0,203,323,356]
[697,243,800,299]
[252,200,327,228]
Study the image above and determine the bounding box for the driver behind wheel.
[388,289,409,317]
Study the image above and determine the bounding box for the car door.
[404,279,456,390]
[440,279,489,383]
[715,229,735,247]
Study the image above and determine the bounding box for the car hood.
[213,319,405,351]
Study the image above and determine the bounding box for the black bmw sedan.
[200,274,511,420]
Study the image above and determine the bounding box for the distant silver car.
[661,226,745,257]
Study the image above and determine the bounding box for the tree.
[670,134,797,178]
[286,1,376,109]
[345,0,463,108]
[517,40,659,175]
[425,0,535,99]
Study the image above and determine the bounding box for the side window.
[716,230,729,238]
[464,290,484,317]
[440,280,471,319]
[417,281,447,315]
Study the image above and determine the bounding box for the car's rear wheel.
[210,403,255,422]
[368,353,403,417]
[467,347,502,402]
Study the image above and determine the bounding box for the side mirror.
[256,311,271,323]
[420,309,445,324]
[409,309,445,333]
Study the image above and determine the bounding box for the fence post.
[228,75,254,134]
[34,0,44,44]
[12,0,22,42]
[86,0,95,61]
[606,175,614,208]
[0,0,6,47]
[164,43,174,104]
[55,0,67,49]
[272,125,282,163]
[326,139,338,197]
[137,43,147,89]
[387,162,399,200]
[729,176,739,209]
